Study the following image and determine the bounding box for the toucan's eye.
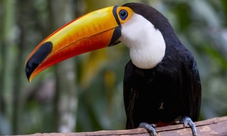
[119,10,128,20]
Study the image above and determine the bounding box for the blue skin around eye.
[119,10,128,20]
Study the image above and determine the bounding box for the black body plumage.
[122,3,201,129]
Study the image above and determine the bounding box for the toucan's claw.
[180,116,197,136]
[139,122,158,136]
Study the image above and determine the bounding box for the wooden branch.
[20,116,227,136]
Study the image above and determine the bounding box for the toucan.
[25,2,201,136]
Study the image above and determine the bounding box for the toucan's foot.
[139,122,158,136]
[176,116,197,136]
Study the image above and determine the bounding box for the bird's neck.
[129,38,165,69]
[129,30,166,69]
[120,14,166,69]
[125,26,166,69]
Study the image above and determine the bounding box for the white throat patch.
[119,13,166,69]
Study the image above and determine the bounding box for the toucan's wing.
[123,61,136,129]
[182,53,201,121]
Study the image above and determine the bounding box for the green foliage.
[0,0,227,135]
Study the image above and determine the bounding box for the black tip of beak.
[25,42,53,81]
[25,60,36,81]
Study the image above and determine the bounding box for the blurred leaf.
[79,50,108,89]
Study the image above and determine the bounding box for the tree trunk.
[48,0,78,132]
[0,0,16,134]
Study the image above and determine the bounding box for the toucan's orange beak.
[25,6,123,82]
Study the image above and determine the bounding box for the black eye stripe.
[113,6,121,26]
